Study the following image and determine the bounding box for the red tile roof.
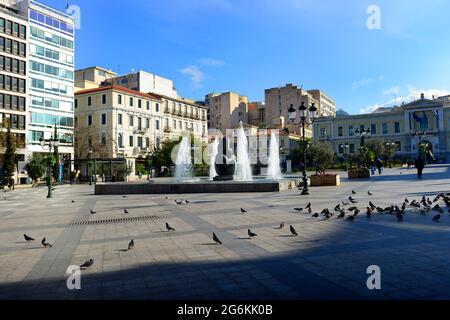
[75,85,163,101]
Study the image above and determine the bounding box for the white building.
[111,70,178,99]
[24,0,75,177]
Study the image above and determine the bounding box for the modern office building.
[205,91,248,132]
[25,0,75,178]
[0,0,28,183]
[0,0,74,183]
[313,94,450,160]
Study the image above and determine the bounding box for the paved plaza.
[1,165,450,300]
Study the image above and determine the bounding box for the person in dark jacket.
[375,158,384,175]
[415,157,425,179]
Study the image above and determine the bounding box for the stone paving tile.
[2,166,450,299]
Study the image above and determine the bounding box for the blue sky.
[48,0,450,114]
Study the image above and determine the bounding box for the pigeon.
[337,211,345,219]
[369,201,376,210]
[352,190,357,194]
[128,239,134,250]
[349,196,358,204]
[433,204,444,214]
[346,215,355,222]
[404,198,409,203]
[305,202,311,210]
[342,201,350,206]
[312,212,319,218]
[368,191,373,196]
[80,259,94,269]
[175,200,183,205]
[366,207,373,219]
[248,229,257,238]
[71,200,75,203]
[334,204,341,211]
[41,237,52,248]
[213,233,222,245]
[240,208,247,214]
[324,214,332,221]
[307,207,312,214]
[348,206,358,212]
[165,222,176,232]
[123,209,129,214]
[278,222,285,229]
[90,210,96,215]
[320,208,330,215]
[353,209,361,216]
[24,234,35,242]
[290,225,298,236]
[432,214,441,222]
[294,208,303,212]
[185,200,190,204]
[165,196,169,200]
[376,207,385,213]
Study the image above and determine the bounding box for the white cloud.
[179,65,204,88]
[359,86,450,114]
[382,86,400,96]
[199,58,225,67]
[352,76,383,90]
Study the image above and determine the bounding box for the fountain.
[174,135,193,182]
[234,123,253,181]
[209,138,219,180]
[267,131,282,180]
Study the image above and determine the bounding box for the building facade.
[264,84,321,137]
[205,91,248,132]
[314,94,450,160]
[111,70,178,99]
[0,0,28,183]
[25,0,75,176]
[307,89,336,117]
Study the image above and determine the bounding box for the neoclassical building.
[313,94,450,160]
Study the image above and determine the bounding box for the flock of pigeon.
[293,190,450,224]
[20,189,450,271]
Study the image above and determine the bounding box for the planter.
[348,168,370,179]
[310,174,340,186]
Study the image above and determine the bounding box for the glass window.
[118,113,122,125]
[394,122,400,133]
[348,125,354,137]
[88,115,92,126]
[371,124,377,135]
[338,126,343,137]
[101,113,106,125]
[102,94,106,104]
[129,136,134,147]
[382,123,388,134]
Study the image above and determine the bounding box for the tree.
[74,122,113,160]
[153,138,181,175]
[308,141,335,175]
[365,140,384,158]
[0,121,17,186]
[26,155,46,185]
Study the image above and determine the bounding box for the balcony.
[164,127,172,133]
[133,128,148,135]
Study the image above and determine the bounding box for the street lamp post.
[88,148,93,186]
[39,135,59,199]
[385,141,396,168]
[288,102,318,195]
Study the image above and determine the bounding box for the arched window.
[118,133,123,148]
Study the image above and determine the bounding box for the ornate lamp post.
[288,102,318,195]
[39,135,59,199]
[339,143,350,170]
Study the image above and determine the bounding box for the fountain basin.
[94,178,301,195]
